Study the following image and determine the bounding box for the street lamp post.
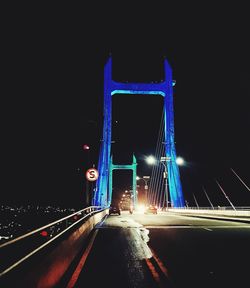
[146,155,185,211]
[83,144,90,206]
[137,176,150,205]
[160,157,171,210]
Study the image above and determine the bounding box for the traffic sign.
[86,168,99,181]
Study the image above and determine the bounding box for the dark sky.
[1,4,249,207]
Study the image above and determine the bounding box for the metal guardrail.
[168,206,250,219]
[0,206,106,277]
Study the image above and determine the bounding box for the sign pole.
[85,168,99,207]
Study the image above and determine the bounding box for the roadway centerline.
[150,247,171,279]
[145,245,173,287]
[145,258,162,287]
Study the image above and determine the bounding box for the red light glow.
[40,230,48,237]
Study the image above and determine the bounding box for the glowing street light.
[176,156,185,166]
[146,155,157,165]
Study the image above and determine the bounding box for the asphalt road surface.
[66,211,250,288]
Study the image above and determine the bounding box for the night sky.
[1,4,249,208]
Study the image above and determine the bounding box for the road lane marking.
[150,247,170,279]
[144,245,173,287]
[66,229,99,288]
[145,225,194,229]
[145,258,163,287]
[203,228,213,231]
[145,225,250,229]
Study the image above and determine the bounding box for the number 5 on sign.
[86,168,99,181]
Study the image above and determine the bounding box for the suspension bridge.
[1,57,250,288]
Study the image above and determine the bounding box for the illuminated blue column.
[93,58,112,206]
[163,60,185,207]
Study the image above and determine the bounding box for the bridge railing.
[0,205,106,278]
[167,206,250,218]
[171,206,250,211]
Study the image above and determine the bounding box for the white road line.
[203,228,213,231]
[145,225,250,229]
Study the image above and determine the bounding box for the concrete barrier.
[1,209,108,288]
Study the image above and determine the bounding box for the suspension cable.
[148,107,166,206]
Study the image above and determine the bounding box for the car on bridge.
[109,204,121,215]
[144,205,158,214]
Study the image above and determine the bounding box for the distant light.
[83,144,90,150]
[176,157,185,166]
[146,155,156,165]
[137,204,146,213]
[40,231,48,237]
[136,176,140,180]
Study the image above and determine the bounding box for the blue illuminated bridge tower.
[93,57,185,208]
